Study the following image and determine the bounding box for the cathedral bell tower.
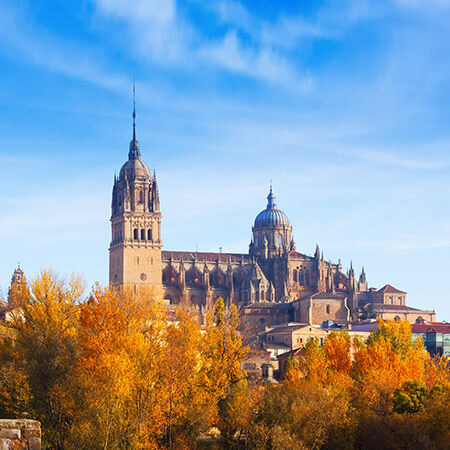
[109,86,162,289]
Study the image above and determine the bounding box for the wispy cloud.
[0,3,129,91]
[89,0,311,88]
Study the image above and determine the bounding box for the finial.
[267,182,276,208]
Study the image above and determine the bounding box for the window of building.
[293,269,298,282]
[261,290,265,301]
[134,228,138,240]
[326,305,330,314]
[148,229,152,240]
[139,190,144,203]
[277,234,283,247]
[305,270,310,285]
[141,229,145,240]
[299,270,304,286]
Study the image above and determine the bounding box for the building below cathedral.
[108,105,435,328]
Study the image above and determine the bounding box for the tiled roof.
[289,251,311,259]
[265,342,291,349]
[277,347,304,360]
[312,292,348,300]
[370,303,423,312]
[412,323,450,334]
[295,292,348,302]
[377,284,407,294]
[266,323,312,333]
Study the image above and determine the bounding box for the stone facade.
[0,420,41,450]
[108,109,435,326]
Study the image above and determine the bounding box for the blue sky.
[0,0,450,319]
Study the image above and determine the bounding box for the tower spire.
[132,81,136,142]
[128,81,141,160]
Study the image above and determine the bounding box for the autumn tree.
[69,284,166,449]
[0,270,84,449]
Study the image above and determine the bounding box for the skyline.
[1,0,450,318]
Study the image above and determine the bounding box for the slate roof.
[162,251,249,263]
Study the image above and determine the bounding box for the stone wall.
[0,420,40,450]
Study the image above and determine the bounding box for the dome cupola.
[250,185,294,259]
[254,186,290,229]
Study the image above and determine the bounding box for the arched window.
[139,190,144,203]
[277,234,283,247]
[326,305,330,314]
[416,317,424,324]
[141,229,145,240]
[293,270,298,282]
[147,229,152,240]
[305,270,310,285]
[133,228,138,240]
[394,315,401,321]
[261,290,265,301]
[299,269,304,286]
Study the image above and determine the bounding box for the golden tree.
[0,270,83,449]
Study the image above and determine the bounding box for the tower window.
[293,269,298,282]
[277,234,283,247]
[141,229,145,240]
[139,191,144,203]
[326,305,330,314]
[134,228,138,240]
[299,270,304,286]
[148,229,152,240]
[305,270,310,285]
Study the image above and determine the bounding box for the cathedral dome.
[254,187,290,229]
[119,157,151,179]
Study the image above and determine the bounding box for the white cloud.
[94,0,176,23]
[0,4,129,91]
[198,30,312,89]
[89,0,311,88]
[394,0,450,9]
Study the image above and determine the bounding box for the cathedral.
[108,104,435,328]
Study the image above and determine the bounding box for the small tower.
[359,267,368,292]
[8,265,28,306]
[109,85,162,289]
